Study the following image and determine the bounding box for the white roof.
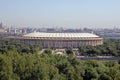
[23,32,99,38]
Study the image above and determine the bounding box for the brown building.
[17,32,103,49]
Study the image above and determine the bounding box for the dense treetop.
[0,52,120,80]
[0,38,120,80]
[78,39,120,56]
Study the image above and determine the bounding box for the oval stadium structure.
[18,32,103,49]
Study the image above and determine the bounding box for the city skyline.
[0,0,120,28]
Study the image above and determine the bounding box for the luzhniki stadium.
[17,32,103,49]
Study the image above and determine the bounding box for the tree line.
[0,52,120,80]
[0,38,42,54]
[78,39,120,56]
[0,38,120,56]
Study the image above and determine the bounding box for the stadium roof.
[23,32,99,38]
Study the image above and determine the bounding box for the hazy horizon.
[0,0,120,28]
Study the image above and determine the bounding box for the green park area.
[0,38,120,80]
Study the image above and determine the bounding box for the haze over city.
[0,0,120,28]
[1,1,120,80]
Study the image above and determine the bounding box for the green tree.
[98,74,112,80]
[82,67,98,80]
[0,54,13,80]
[44,47,52,54]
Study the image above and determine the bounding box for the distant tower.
[0,22,3,29]
[91,31,94,34]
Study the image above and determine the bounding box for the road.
[77,57,120,61]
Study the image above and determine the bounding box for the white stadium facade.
[17,32,103,49]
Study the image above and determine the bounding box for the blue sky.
[0,0,120,28]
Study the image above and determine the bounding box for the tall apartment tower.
[0,22,3,29]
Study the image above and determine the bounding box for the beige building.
[17,32,103,49]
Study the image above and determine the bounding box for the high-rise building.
[0,22,3,29]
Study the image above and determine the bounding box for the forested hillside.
[0,53,120,80]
